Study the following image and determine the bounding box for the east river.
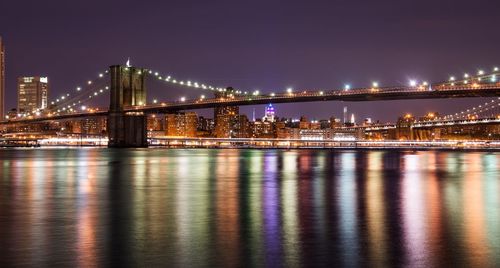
[0,148,499,267]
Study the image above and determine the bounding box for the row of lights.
[443,97,500,120]
[161,77,441,104]
[51,70,109,108]
[52,86,109,114]
[447,67,499,86]
[146,69,239,94]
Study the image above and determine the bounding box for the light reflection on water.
[0,148,499,267]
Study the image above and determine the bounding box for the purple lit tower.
[263,104,275,122]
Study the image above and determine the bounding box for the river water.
[0,148,499,267]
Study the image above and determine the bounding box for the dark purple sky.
[1,0,499,121]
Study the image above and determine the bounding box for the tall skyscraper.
[343,106,347,124]
[214,87,239,138]
[263,103,275,122]
[17,76,49,113]
[0,37,5,119]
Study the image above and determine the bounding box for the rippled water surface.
[0,148,499,267]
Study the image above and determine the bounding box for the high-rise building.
[165,112,198,137]
[263,104,275,122]
[0,37,5,119]
[147,114,164,131]
[214,87,239,138]
[343,106,347,124]
[234,114,251,138]
[17,76,49,113]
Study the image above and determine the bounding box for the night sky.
[1,0,499,121]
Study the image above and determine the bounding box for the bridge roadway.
[1,84,500,125]
[134,84,500,113]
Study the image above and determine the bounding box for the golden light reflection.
[281,151,300,267]
[366,151,387,267]
[77,151,97,267]
[463,153,489,267]
[216,150,240,267]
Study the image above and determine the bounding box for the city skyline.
[1,1,500,121]
[1,2,500,267]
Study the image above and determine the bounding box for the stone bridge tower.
[108,65,148,148]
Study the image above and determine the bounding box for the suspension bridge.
[1,63,500,147]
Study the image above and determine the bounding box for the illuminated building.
[332,128,363,141]
[81,117,107,134]
[165,112,198,137]
[214,87,239,138]
[396,113,416,140]
[275,120,286,130]
[263,103,275,122]
[330,117,343,128]
[251,119,274,138]
[276,127,294,139]
[299,129,331,140]
[343,106,347,123]
[0,37,4,120]
[228,114,249,138]
[17,76,49,112]
[63,117,107,134]
[310,120,321,129]
[147,114,164,131]
[299,116,309,129]
[197,116,214,136]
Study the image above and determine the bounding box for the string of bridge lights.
[442,97,500,120]
[144,68,242,94]
[54,85,110,114]
[50,70,110,111]
[443,67,499,86]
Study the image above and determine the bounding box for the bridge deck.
[1,85,500,124]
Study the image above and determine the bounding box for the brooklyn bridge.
[1,64,500,147]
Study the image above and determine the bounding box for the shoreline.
[2,145,500,152]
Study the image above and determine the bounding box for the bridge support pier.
[108,112,147,148]
[107,65,148,148]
